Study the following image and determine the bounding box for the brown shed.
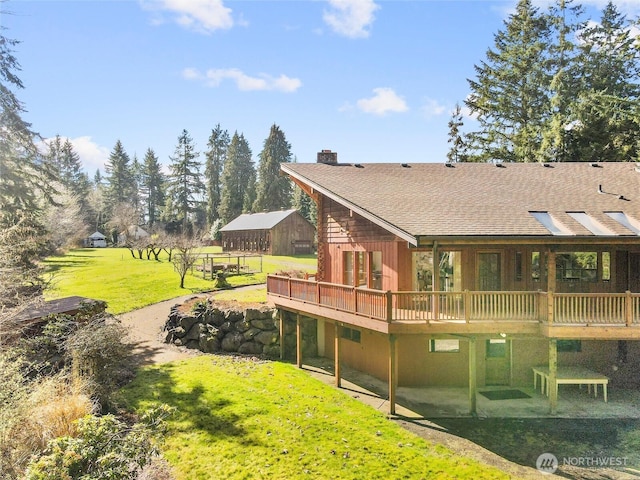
[220,209,315,256]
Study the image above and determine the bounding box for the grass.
[43,248,316,315]
[120,356,510,480]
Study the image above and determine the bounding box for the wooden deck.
[267,275,640,338]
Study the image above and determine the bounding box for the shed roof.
[282,162,640,244]
[220,209,302,232]
[88,231,106,239]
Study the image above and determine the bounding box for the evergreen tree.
[218,132,255,225]
[204,124,229,228]
[104,140,136,212]
[293,185,317,225]
[465,0,552,162]
[539,0,585,162]
[253,124,292,212]
[93,169,103,187]
[446,103,468,163]
[566,2,640,162]
[166,129,203,233]
[140,148,165,228]
[0,29,56,211]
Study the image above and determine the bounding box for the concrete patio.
[303,357,640,419]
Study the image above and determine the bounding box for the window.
[556,252,597,282]
[602,252,610,281]
[341,327,361,343]
[532,251,541,281]
[439,251,462,291]
[413,251,434,291]
[344,252,354,285]
[429,339,460,353]
[515,251,523,282]
[371,252,383,290]
[357,251,366,287]
[557,340,581,352]
[486,339,507,358]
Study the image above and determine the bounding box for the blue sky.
[3,0,639,175]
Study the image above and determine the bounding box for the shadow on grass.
[122,361,261,446]
[420,417,640,477]
[44,252,94,272]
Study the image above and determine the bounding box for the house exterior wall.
[290,192,640,390]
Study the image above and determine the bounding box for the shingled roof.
[282,162,640,244]
[220,209,301,232]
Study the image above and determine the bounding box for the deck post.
[468,336,477,415]
[626,291,633,327]
[334,323,341,388]
[547,291,554,325]
[296,314,303,368]
[389,334,398,416]
[432,242,440,320]
[279,310,285,360]
[386,291,393,323]
[548,338,558,414]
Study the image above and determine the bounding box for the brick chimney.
[317,149,337,165]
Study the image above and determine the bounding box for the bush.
[25,405,174,480]
[0,361,95,480]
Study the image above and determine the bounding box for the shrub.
[25,405,174,480]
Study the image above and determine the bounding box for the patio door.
[485,338,511,386]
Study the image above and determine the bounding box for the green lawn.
[43,248,316,314]
[121,356,510,480]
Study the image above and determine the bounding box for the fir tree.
[0,29,56,210]
[166,129,203,233]
[140,148,165,228]
[253,124,292,212]
[104,140,136,211]
[567,2,640,162]
[465,0,552,162]
[218,132,254,225]
[204,124,229,228]
[446,104,468,163]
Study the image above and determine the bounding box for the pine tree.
[293,185,317,225]
[104,140,136,211]
[140,148,165,228]
[253,124,292,212]
[166,129,203,233]
[204,124,229,228]
[465,0,552,162]
[218,132,255,225]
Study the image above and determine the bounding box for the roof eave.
[282,164,417,245]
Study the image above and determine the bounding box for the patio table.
[532,366,609,402]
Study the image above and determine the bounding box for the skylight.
[567,212,615,236]
[530,212,573,236]
[605,212,640,235]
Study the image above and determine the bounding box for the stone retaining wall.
[163,299,317,359]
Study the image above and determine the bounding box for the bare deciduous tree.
[171,235,202,289]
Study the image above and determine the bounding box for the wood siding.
[222,211,315,256]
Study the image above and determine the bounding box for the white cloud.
[323,0,379,39]
[356,87,408,116]
[141,0,234,34]
[41,136,110,174]
[421,98,446,118]
[182,67,302,92]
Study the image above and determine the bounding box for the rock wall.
[163,299,317,360]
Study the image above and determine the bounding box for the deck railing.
[267,275,640,327]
